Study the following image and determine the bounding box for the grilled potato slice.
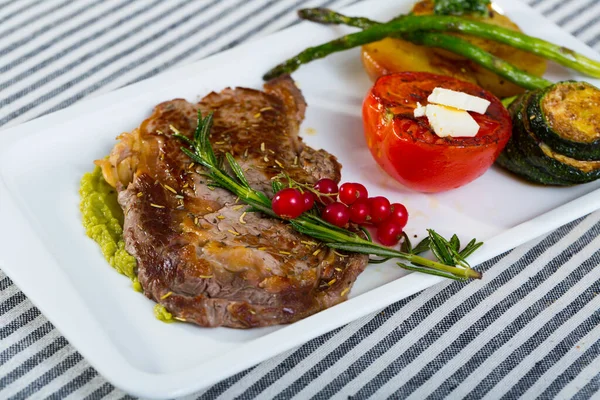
[361,0,547,98]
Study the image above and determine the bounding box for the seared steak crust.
[99,76,368,328]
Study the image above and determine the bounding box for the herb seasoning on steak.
[97,75,368,328]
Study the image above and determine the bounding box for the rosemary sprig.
[174,111,483,281]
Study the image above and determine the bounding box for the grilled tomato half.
[362,72,512,193]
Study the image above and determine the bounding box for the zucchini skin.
[528,81,600,161]
[496,94,572,185]
[495,139,571,185]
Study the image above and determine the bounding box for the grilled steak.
[98,75,368,328]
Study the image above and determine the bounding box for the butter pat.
[427,87,490,114]
[424,104,480,138]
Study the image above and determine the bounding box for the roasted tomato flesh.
[362,72,512,193]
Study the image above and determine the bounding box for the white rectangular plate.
[1,0,600,398]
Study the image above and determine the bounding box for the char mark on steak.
[97,75,368,328]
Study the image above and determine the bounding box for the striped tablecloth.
[1,0,600,398]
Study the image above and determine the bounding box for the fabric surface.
[1,0,600,398]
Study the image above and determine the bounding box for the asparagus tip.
[263,69,279,81]
[298,8,335,23]
[297,9,310,19]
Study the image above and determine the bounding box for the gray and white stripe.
[1,0,600,398]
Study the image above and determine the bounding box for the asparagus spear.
[299,8,377,29]
[295,9,551,90]
[264,11,600,81]
[264,18,548,89]
[301,10,600,78]
[404,31,551,89]
[299,8,376,29]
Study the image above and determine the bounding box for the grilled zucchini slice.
[518,91,600,184]
[528,81,600,161]
[496,86,600,185]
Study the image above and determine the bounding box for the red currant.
[302,191,315,211]
[377,220,403,246]
[272,188,305,219]
[368,196,391,224]
[321,202,350,227]
[314,178,338,204]
[349,198,371,224]
[389,203,409,228]
[339,183,369,205]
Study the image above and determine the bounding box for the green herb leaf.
[397,263,464,281]
[180,148,208,167]
[400,232,413,254]
[449,234,460,252]
[272,180,285,194]
[172,134,194,147]
[359,226,372,242]
[368,257,392,264]
[412,237,432,255]
[198,112,217,166]
[226,153,250,189]
[327,242,402,258]
[193,112,203,143]
[459,238,484,259]
[289,221,340,242]
[303,213,360,238]
[428,229,455,265]
[254,191,272,206]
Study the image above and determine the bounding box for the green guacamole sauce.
[153,304,173,322]
[79,167,142,292]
